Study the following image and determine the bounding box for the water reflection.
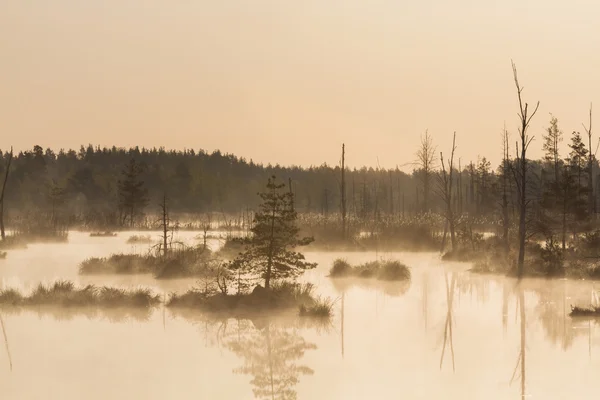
[169,309,324,399]
[509,286,526,399]
[0,305,154,323]
[330,277,411,297]
[5,239,600,398]
[227,319,317,400]
[0,312,12,371]
[439,272,456,372]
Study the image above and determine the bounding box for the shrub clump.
[328,259,411,281]
[0,281,160,308]
[329,259,352,277]
[0,251,6,259]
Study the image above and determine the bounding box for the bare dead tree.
[437,132,457,251]
[501,126,511,254]
[583,104,594,217]
[511,61,540,277]
[415,130,437,213]
[159,193,170,258]
[0,147,13,240]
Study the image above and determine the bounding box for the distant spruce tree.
[232,176,316,290]
[117,158,149,227]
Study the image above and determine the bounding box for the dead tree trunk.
[159,194,169,258]
[501,127,510,255]
[437,133,457,251]
[511,61,540,278]
[0,148,14,240]
[584,104,594,218]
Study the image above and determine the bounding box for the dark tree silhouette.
[511,61,540,277]
[117,158,149,227]
[232,176,316,289]
[0,147,13,240]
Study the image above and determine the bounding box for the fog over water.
[0,232,599,399]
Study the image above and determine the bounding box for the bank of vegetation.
[0,281,160,308]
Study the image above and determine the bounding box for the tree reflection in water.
[439,272,456,372]
[509,285,526,399]
[0,312,12,371]
[226,318,317,400]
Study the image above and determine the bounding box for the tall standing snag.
[583,104,594,218]
[437,133,457,251]
[511,61,540,277]
[159,193,170,258]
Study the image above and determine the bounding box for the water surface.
[1,232,599,399]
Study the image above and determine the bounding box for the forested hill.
[0,145,418,218]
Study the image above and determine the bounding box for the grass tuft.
[329,259,352,277]
[299,296,333,318]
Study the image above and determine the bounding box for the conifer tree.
[117,158,149,227]
[232,176,316,290]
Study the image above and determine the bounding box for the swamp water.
[0,232,600,399]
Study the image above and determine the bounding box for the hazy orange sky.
[1,1,599,170]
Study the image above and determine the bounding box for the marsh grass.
[0,235,28,250]
[167,281,332,317]
[79,247,214,279]
[329,259,411,281]
[80,254,155,275]
[299,296,333,318]
[299,213,443,252]
[0,281,160,308]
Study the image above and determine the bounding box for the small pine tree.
[567,131,589,189]
[542,114,563,185]
[117,158,149,228]
[231,176,316,290]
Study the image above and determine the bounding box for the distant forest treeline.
[0,139,599,228]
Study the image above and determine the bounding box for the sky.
[1,0,600,170]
